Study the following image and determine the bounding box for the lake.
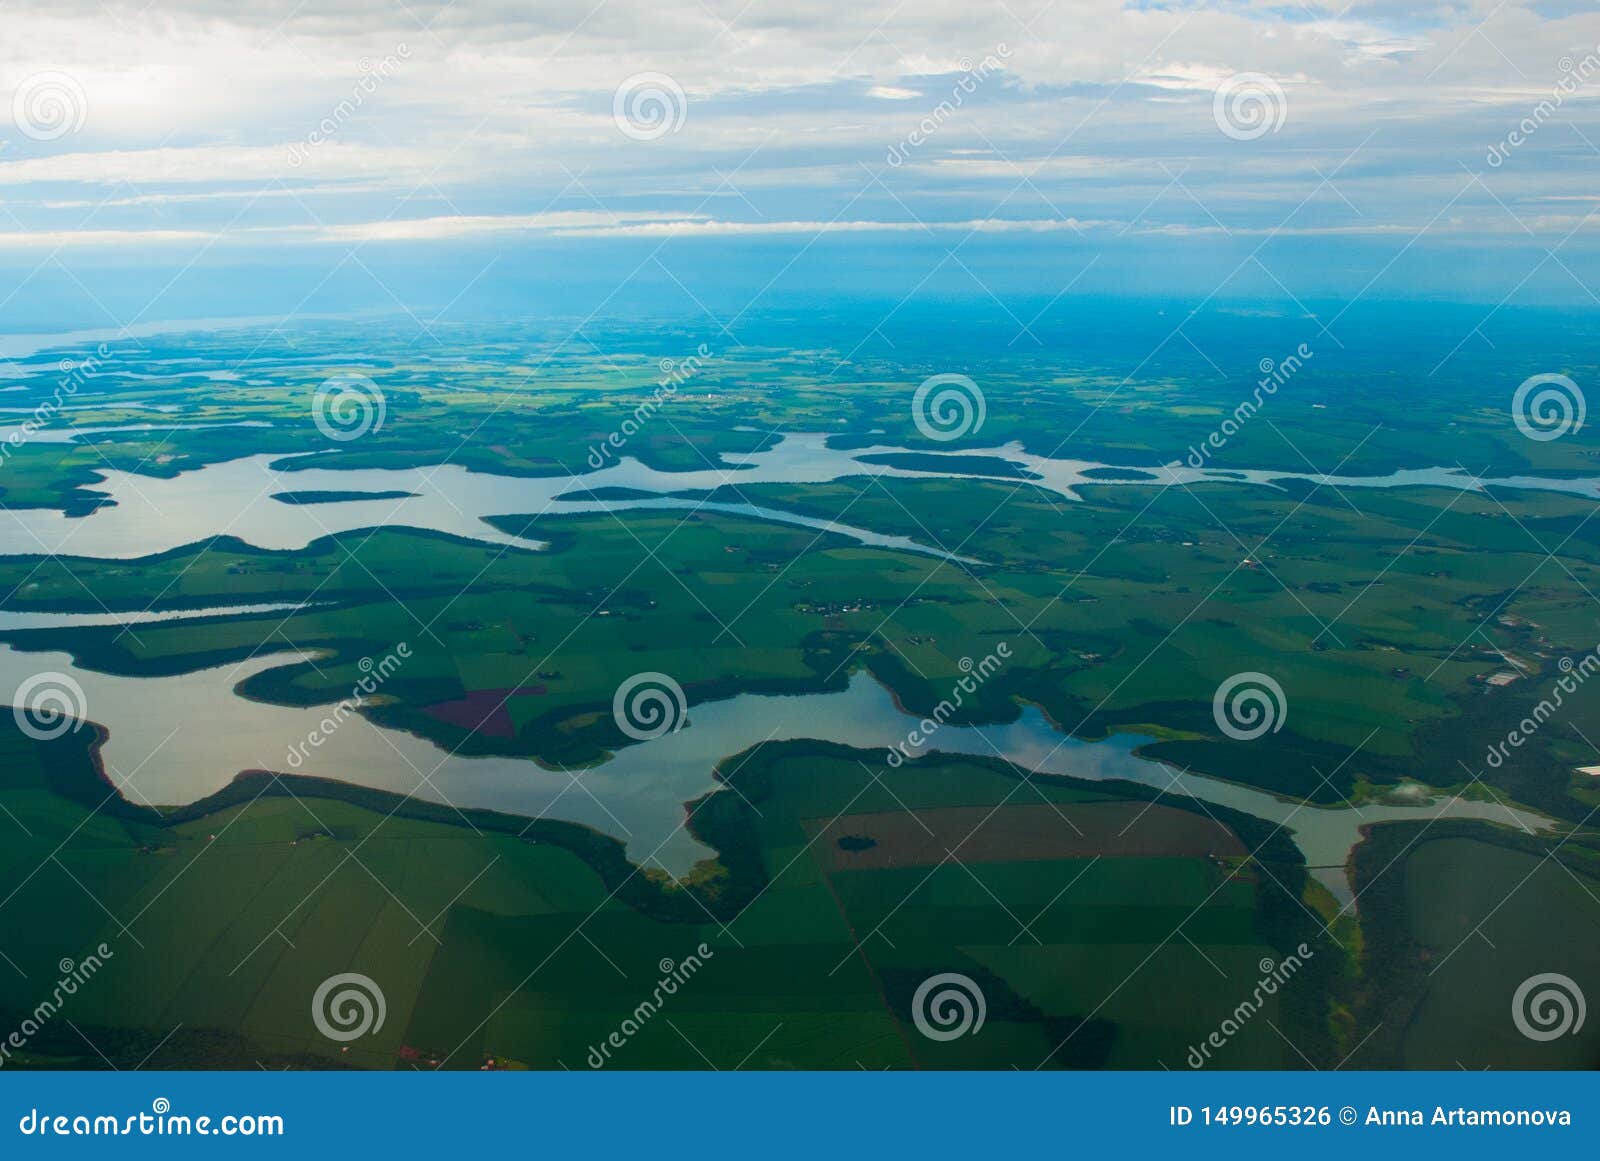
[0,641,1549,906]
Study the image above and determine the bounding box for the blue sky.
[1,0,1597,327]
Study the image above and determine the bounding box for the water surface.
[0,642,1547,905]
[3,432,1595,562]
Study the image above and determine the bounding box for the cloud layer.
[0,0,1597,315]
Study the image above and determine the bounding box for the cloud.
[5,206,1596,252]
[0,0,1593,265]
[547,215,1114,238]
[0,226,213,248]
[0,144,431,187]
[312,210,707,241]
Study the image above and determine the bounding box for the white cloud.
[0,0,1593,251]
[0,226,213,248]
[548,216,1114,238]
[312,209,706,241]
[5,205,1595,251]
[0,143,431,186]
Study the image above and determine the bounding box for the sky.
[1,0,1597,328]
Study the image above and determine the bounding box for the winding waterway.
[2,431,1597,562]
[0,641,1550,905]
[0,344,1581,906]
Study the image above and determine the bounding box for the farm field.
[0,719,1335,1070]
[5,477,1600,819]
[1,313,1598,1073]
[1348,821,1600,1069]
[9,1,1600,1128]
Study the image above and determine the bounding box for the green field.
[1349,821,1600,1069]
[0,721,1339,1070]
[3,315,1600,1072]
[6,471,1600,819]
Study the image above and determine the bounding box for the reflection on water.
[0,406,1578,906]
[0,602,321,632]
[0,642,1550,905]
[2,432,1595,562]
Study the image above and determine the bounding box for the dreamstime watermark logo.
[11,71,88,141]
[285,643,410,769]
[885,45,1011,167]
[912,373,985,442]
[287,45,410,167]
[587,344,711,469]
[1212,73,1287,141]
[1486,44,1600,168]
[1186,944,1313,1067]
[886,642,1012,767]
[1485,644,1600,769]
[17,1098,283,1137]
[586,944,714,1067]
[0,943,114,1069]
[1212,672,1286,741]
[613,72,687,141]
[1176,343,1313,469]
[311,972,386,1042]
[313,373,386,442]
[1512,972,1585,1042]
[12,671,88,741]
[1512,372,1584,442]
[2,345,113,468]
[612,672,687,741]
[911,973,986,1041]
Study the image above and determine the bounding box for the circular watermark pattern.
[613,672,688,741]
[1212,671,1286,741]
[1212,73,1288,141]
[613,72,687,141]
[12,671,87,741]
[1512,372,1584,442]
[911,373,985,442]
[312,972,387,1042]
[151,1098,171,1115]
[1511,972,1586,1041]
[911,972,986,1041]
[313,373,386,442]
[12,71,88,141]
